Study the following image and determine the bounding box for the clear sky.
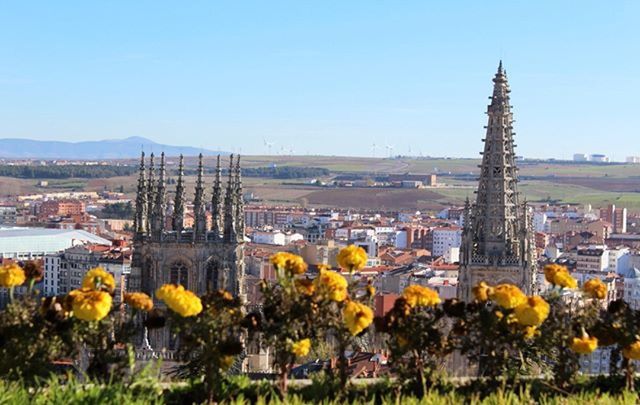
[0,1,638,159]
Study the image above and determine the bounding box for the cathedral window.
[170,261,189,286]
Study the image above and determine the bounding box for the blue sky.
[0,1,638,159]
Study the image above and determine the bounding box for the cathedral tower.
[132,153,246,349]
[458,62,537,300]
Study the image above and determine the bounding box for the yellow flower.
[270,252,308,275]
[622,341,640,360]
[543,264,566,284]
[71,289,112,321]
[366,285,376,297]
[290,338,311,357]
[317,264,331,272]
[570,335,598,354]
[343,300,374,336]
[82,267,116,293]
[295,279,316,296]
[514,296,550,327]
[156,284,203,317]
[583,278,607,299]
[221,355,235,370]
[397,335,409,349]
[0,263,26,288]
[336,245,368,272]
[553,270,577,289]
[472,281,494,302]
[124,292,154,311]
[523,326,539,340]
[402,285,441,308]
[314,269,348,302]
[489,284,527,309]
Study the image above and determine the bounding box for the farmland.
[2,156,639,212]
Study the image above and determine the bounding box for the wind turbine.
[263,139,274,155]
[371,142,377,158]
[386,144,395,158]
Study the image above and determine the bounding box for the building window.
[170,262,189,287]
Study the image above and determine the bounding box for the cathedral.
[457,62,537,301]
[131,151,246,306]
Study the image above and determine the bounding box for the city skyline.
[0,2,638,159]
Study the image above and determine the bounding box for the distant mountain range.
[0,136,227,159]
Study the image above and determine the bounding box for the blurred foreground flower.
[124,292,153,311]
[343,300,373,335]
[0,263,26,288]
[156,284,202,317]
[82,267,115,293]
[336,244,367,272]
[402,285,440,308]
[583,278,607,299]
[270,252,307,275]
[570,334,598,354]
[490,284,526,309]
[622,341,640,360]
[472,281,493,302]
[290,338,311,357]
[514,296,550,327]
[70,288,113,321]
[314,269,348,302]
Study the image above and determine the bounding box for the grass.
[1,373,640,405]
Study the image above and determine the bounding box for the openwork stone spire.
[473,61,521,257]
[145,153,155,234]
[223,154,237,242]
[172,154,185,233]
[151,152,167,239]
[134,151,147,238]
[211,155,224,237]
[458,62,536,300]
[234,155,245,242]
[193,153,207,240]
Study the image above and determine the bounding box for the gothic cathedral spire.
[172,154,185,234]
[211,155,224,237]
[193,153,207,241]
[458,62,536,300]
[474,61,520,257]
[134,151,147,238]
[234,155,245,242]
[151,152,167,239]
[146,152,155,235]
[223,154,237,242]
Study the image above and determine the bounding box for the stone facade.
[458,62,537,301]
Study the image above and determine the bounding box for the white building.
[533,212,548,233]
[573,153,589,162]
[608,247,630,273]
[0,227,111,260]
[625,156,640,164]
[622,267,640,310]
[576,246,609,272]
[590,154,609,163]
[251,229,304,246]
[431,227,462,258]
[42,244,130,303]
[0,206,17,226]
[394,230,408,249]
